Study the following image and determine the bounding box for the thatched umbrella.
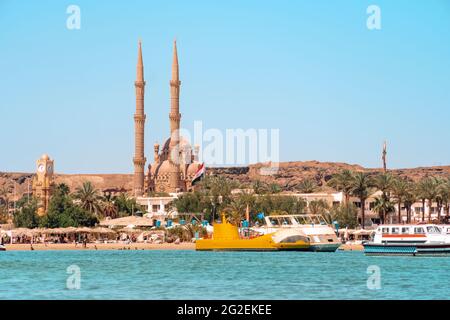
[11,228,34,237]
[75,227,92,234]
[117,227,144,234]
[91,227,116,235]
[99,216,154,228]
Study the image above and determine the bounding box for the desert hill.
[1,161,450,200]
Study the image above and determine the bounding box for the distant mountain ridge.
[1,161,450,199]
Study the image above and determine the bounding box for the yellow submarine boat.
[195,214,310,251]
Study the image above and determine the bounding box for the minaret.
[133,40,146,197]
[169,39,181,159]
[382,140,387,173]
[168,40,181,191]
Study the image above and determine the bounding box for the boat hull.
[309,243,341,252]
[363,243,450,256]
[195,235,310,251]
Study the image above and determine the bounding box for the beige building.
[132,40,201,196]
[32,154,55,216]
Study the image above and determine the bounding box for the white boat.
[0,244,6,251]
[252,214,341,252]
[363,224,450,256]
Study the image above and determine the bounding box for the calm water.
[1,250,450,299]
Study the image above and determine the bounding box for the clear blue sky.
[1,0,449,173]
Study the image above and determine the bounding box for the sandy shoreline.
[2,243,363,251]
[2,242,196,251]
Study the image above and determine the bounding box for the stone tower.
[133,40,147,197]
[32,154,55,216]
[168,40,181,191]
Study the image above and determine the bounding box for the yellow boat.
[195,214,310,251]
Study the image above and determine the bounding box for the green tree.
[40,187,98,228]
[114,192,143,217]
[391,178,410,223]
[372,196,395,224]
[73,181,102,215]
[350,172,374,229]
[327,169,354,203]
[13,198,40,228]
[441,178,450,220]
[296,179,317,193]
[101,198,119,218]
[417,177,439,222]
[403,184,417,223]
[436,177,449,223]
[252,180,268,195]
[268,183,282,194]
[308,199,329,216]
[373,173,395,201]
[326,203,358,229]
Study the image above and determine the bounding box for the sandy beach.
[3,242,195,251]
[2,242,363,251]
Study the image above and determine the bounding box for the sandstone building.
[32,154,55,216]
[133,40,201,196]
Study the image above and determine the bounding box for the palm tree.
[308,199,329,216]
[436,178,449,223]
[100,193,118,218]
[252,180,268,195]
[415,180,426,222]
[403,186,416,223]
[268,183,281,194]
[417,177,439,222]
[391,178,409,223]
[73,181,102,215]
[296,179,317,193]
[327,169,354,203]
[372,196,395,224]
[374,173,395,201]
[101,198,118,218]
[350,172,373,229]
[0,184,13,216]
[55,183,70,196]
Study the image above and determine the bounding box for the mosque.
[133,40,202,197]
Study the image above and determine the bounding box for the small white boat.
[363,224,450,256]
[0,244,6,251]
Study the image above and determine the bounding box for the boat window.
[270,219,279,226]
[281,217,292,225]
[427,226,436,233]
[382,227,389,233]
[434,226,442,233]
[401,227,409,234]
[309,216,318,224]
[279,235,310,243]
[391,227,399,234]
[414,227,425,234]
[426,226,440,234]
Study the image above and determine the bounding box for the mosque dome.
[161,136,192,153]
[154,159,178,177]
[187,162,201,176]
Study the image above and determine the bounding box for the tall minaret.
[169,39,181,158]
[168,39,181,191]
[133,40,146,197]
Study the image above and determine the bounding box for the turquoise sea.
[1,250,449,300]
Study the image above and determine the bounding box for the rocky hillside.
[1,161,450,200]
